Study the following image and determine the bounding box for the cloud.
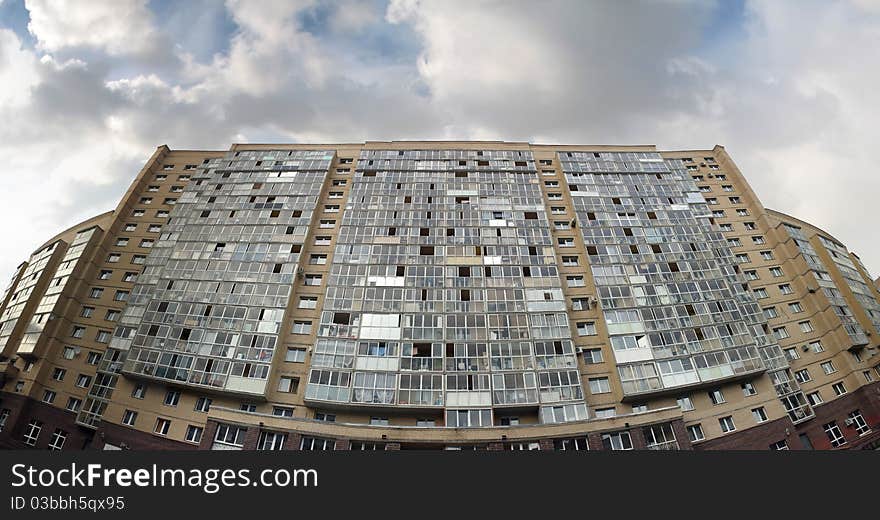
[1,0,880,283]
[25,0,159,55]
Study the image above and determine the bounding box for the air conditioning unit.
[588,296,598,308]
[844,418,854,426]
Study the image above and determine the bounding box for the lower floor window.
[23,419,43,446]
[300,436,335,451]
[601,431,633,450]
[823,421,846,447]
[48,429,67,451]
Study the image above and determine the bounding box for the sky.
[1,0,880,281]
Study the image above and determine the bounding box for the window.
[820,361,837,375]
[115,238,129,247]
[304,274,322,286]
[751,407,768,423]
[278,376,300,393]
[588,377,611,394]
[778,284,793,295]
[744,270,758,281]
[105,310,120,321]
[42,390,56,404]
[240,404,257,413]
[154,418,171,435]
[601,431,633,450]
[751,236,765,245]
[799,321,814,333]
[864,370,875,383]
[299,296,318,309]
[566,276,585,288]
[195,397,212,413]
[293,321,312,335]
[87,351,101,365]
[89,288,103,299]
[139,239,154,248]
[63,346,76,360]
[164,390,181,406]
[65,398,81,412]
[770,440,789,450]
[309,254,327,265]
[576,321,596,336]
[795,369,811,384]
[286,347,306,363]
[754,288,768,299]
[301,437,336,450]
[631,404,648,414]
[95,330,111,343]
[571,297,590,311]
[214,424,247,448]
[370,417,390,426]
[807,392,823,406]
[48,429,67,450]
[848,410,871,436]
[561,255,579,266]
[677,396,694,411]
[75,374,91,388]
[719,416,736,433]
[315,412,336,422]
[788,302,803,313]
[0,409,8,432]
[52,367,66,381]
[594,408,616,419]
[763,307,778,319]
[132,255,146,265]
[769,266,783,277]
[709,389,725,405]
[131,209,145,217]
[735,253,749,263]
[23,420,42,446]
[272,407,294,418]
[823,421,846,447]
[741,382,757,396]
[557,237,574,247]
[185,425,204,444]
[583,348,603,364]
[760,251,774,260]
[131,384,146,399]
[832,382,847,396]
[773,327,790,340]
[258,431,288,450]
[314,236,332,246]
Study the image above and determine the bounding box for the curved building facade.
[1,142,879,451]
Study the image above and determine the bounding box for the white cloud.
[0,29,40,107]
[2,0,880,282]
[25,0,158,55]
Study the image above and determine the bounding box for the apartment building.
[1,142,878,451]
